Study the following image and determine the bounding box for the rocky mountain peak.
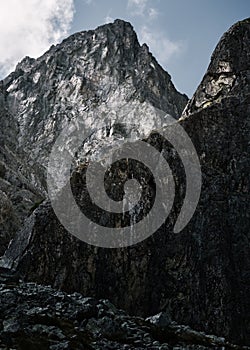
[15,56,35,73]
[0,16,185,255]
[183,17,250,117]
[0,19,188,254]
[210,18,250,73]
[3,19,187,167]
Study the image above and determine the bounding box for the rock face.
[183,18,250,117]
[0,84,44,255]
[0,18,249,347]
[0,19,187,254]
[3,19,187,166]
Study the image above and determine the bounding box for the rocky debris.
[0,277,248,350]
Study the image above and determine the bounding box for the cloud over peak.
[0,0,74,77]
[139,25,184,66]
[128,0,158,19]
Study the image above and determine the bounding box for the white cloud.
[105,15,114,24]
[0,0,74,77]
[139,26,184,65]
[128,0,159,20]
[148,8,159,20]
[128,0,148,16]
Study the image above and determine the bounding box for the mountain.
[0,19,187,255]
[0,18,249,347]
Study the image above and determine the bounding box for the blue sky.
[0,0,249,97]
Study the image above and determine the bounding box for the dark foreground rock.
[0,275,248,350]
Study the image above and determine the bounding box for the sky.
[0,0,249,97]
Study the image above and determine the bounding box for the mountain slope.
[0,19,187,254]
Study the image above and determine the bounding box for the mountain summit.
[0,19,187,253]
